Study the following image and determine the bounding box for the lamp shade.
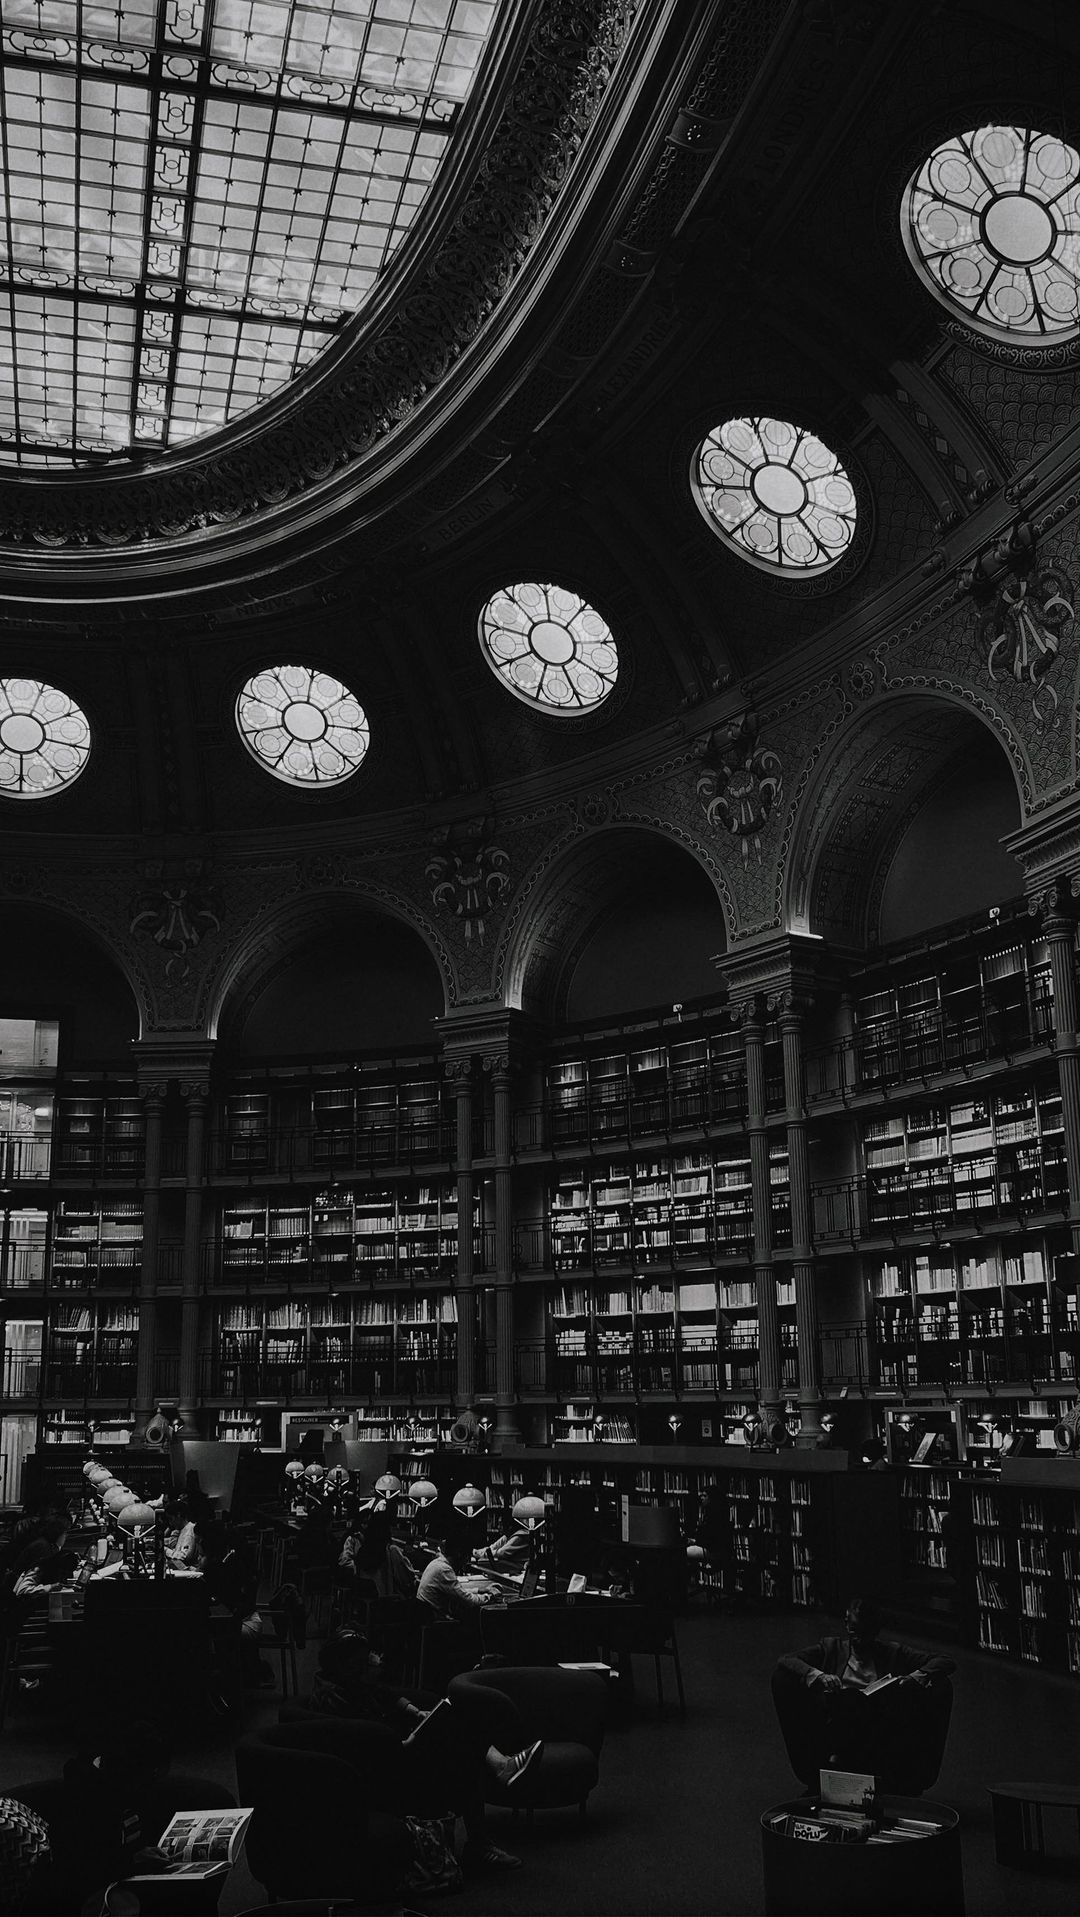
[325,1466,350,1490]
[375,1473,401,1499]
[452,1482,487,1520]
[303,1463,325,1483]
[88,1465,113,1487]
[117,1501,157,1535]
[284,1459,305,1480]
[512,1494,546,1531]
[408,1478,438,1509]
[103,1486,137,1515]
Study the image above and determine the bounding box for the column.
[177,1080,209,1434]
[1041,882,1080,1265]
[838,992,857,1097]
[132,1084,166,1443]
[739,1001,781,1417]
[487,1052,521,1444]
[779,993,821,1443]
[446,1057,477,1409]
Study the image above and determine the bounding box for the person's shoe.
[492,1738,544,1789]
[462,1841,522,1873]
[402,1695,452,1747]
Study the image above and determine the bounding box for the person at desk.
[11,1518,78,1591]
[473,1518,532,1573]
[417,1530,499,1620]
[777,1594,955,1770]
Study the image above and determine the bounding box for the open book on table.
[129,1807,253,1882]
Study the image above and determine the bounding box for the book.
[861,1673,902,1697]
[128,1807,253,1883]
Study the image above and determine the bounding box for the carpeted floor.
[3,1599,1079,1915]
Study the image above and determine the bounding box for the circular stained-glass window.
[903,125,1080,341]
[479,583,619,713]
[236,665,370,788]
[0,678,91,799]
[694,417,857,574]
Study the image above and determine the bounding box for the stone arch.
[205,885,458,1042]
[785,690,1028,949]
[0,890,148,1039]
[496,822,731,1023]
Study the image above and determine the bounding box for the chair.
[235,1719,409,1906]
[257,1605,300,1695]
[299,1564,335,1635]
[621,1604,686,1714]
[366,1596,426,1688]
[0,1609,56,1731]
[771,1662,953,1795]
[447,1665,607,1815]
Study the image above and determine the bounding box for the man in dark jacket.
[776,1596,955,1775]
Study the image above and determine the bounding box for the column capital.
[716,931,825,1011]
[132,1035,216,1093]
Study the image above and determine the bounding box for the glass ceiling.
[0,0,502,467]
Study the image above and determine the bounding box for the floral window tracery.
[236,664,370,787]
[0,678,91,798]
[694,417,856,574]
[479,583,619,714]
[903,125,1080,341]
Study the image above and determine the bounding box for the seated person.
[309,1630,541,1873]
[11,1518,78,1590]
[162,1500,199,1570]
[474,1517,532,1573]
[339,1499,394,1590]
[417,1530,498,1621]
[777,1594,955,1773]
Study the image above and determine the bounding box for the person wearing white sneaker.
[311,1632,544,1872]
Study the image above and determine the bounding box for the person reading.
[777,1595,955,1774]
[310,1629,542,1873]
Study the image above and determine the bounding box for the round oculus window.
[236,665,370,787]
[0,678,91,798]
[479,583,619,713]
[902,125,1080,340]
[694,417,857,573]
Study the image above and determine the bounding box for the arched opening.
[565,841,726,1021]
[0,905,139,1063]
[507,829,728,1025]
[877,728,1023,942]
[795,697,1026,950]
[218,903,447,1058]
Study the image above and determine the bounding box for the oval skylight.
[236,664,370,786]
[0,0,504,468]
[694,417,857,573]
[903,125,1080,340]
[479,583,619,714]
[0,677,91,798]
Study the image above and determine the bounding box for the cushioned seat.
[447,1664,607,1814]
[235,1720,408,1906]
[770,1661,953,1795]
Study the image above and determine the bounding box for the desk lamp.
[512,1494,552,1590]
[375,1472,402,1501]
[409,1478,438,1511]
[511,1494,546,1531]
[118,1500,157,1578]
[452,1483,487,1520]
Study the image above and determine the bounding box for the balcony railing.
[0,1132,51,1181]
[209,1121,455,1178]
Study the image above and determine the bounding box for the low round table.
[988,1781,1080,1869]
[760,1794,964,1916]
